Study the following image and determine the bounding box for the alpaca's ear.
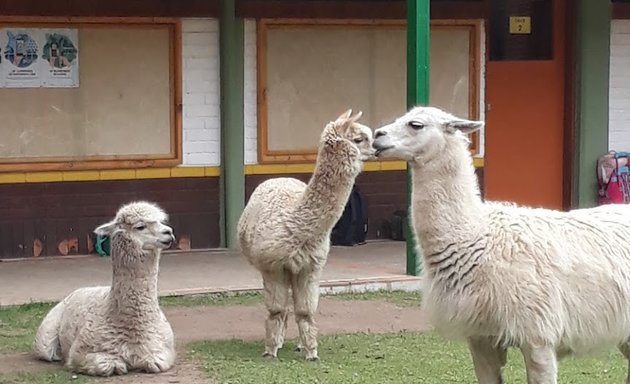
[94,220,116,236]
[336,109,353,122]
[350,110,363,122]
[445,119,484,134]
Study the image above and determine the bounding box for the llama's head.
[372,106,483,163]
[324,109,374,161]
[94,201,175,252]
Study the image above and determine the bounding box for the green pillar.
[405,0,430,276]
[574,1,611,208]
[219,0,245,248]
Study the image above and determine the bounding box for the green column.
[405,0,430,276]
[219,0,245,248]
[574,1,611,208]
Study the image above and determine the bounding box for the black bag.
[390,210,407,241]
[331,185,368,246]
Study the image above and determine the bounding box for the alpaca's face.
[95,201,176,252]
[329,109,375,161]
[132,219,175,251]
[372,106,483,163]
[345,122,374,161]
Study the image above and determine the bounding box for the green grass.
[0,302,55,354]
[332,290,421,307]
[0,371,90,384]
[189,332,627,384]
[159,291,264,307]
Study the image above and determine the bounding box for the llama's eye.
[409,121,425,130]
[135,225,146,231]
[353,138,364,144]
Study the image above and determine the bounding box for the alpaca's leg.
[467,336,507,384]
[291,268,321,362]
[262,269,291,358]
[277,270,292,351]
[68,352,128,377]
[521,343,557,384]
[618,341,630,384]
[33,301,65,362]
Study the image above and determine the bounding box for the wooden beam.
[613,3,630,19]
[0,0,220,18]
[236,0,485,20]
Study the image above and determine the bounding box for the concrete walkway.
[0,240,420,306]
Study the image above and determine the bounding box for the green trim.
[405,0,430,276]
[219,0,245,249]
[575,1,611,208]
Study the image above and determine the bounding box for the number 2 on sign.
[509,16,531,34]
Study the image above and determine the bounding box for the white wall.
[610,20,630,152]
[181,18,221,166]
[244,19,258,165]
[477,21,486,158]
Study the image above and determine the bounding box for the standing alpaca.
[373,106,630,384]
[33,201,176,376]
[238,110,373,361]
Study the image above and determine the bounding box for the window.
[257,19,482,163]
[0,18,182,172]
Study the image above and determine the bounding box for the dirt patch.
[99,359,209,384]
[166,297,431,343]
[0,352,58,376]
[0,298,430,383]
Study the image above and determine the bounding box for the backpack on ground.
[597,151,630,205]
[331,185,368,246]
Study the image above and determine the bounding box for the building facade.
[0,0,620,259]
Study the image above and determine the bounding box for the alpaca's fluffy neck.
[410,136,484,256]
[294,141,362,236]
[107,234,161,318]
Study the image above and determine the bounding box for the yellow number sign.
[509,16,532,35]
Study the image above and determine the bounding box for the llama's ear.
[445,119,484,134]
[94,220,116,236]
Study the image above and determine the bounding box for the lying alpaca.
[373,106,630,384]
[33,201,176,376]
[238,110,373,361]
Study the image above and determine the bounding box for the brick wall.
[182,18,221,166]
[610,20,630,152]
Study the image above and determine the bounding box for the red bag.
[597,151,630,205]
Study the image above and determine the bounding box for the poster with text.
[0,28,42,88]
[40,28,79,88]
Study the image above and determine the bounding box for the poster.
[40,28,79,88]
[0,28,79,88]
[0,29,41,88]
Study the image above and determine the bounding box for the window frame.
[256,18,482,163]
[0,16,183,172]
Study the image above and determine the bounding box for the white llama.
[373,106,630,384]
[238,109,374,361]
[33,201,176,376]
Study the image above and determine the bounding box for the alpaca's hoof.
[144,361,168,374]
[113,363,128,376]
[262,352,277,359]
[305,356,320,363]
[92,358,128,376]
[294,345,303,352]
